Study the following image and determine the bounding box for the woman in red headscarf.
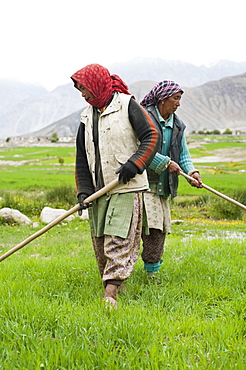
[71,64,159,308]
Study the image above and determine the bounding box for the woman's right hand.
[168,160,182,175]
[77,193,93,216]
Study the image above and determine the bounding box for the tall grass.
[172,189,246,220]
[45,185,77,208]
[207,189,246,220]
[0,185,77,219]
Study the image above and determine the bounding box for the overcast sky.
[1,0,245,91]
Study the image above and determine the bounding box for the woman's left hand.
[190,172,203,188]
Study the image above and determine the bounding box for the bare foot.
[103,297,118,309]
[103,284,118,309]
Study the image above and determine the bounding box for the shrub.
[207,189,246,220]
[223,128,232,134]
[45,185,77,208]
[0,186,77,218]
[51,132,58,142]
[0,190,45,218]
[58,157,64,166]
[0,215,18,226]
[208,200,242,220]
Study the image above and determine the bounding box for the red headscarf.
[71,64,130,109]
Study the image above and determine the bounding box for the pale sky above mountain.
[1,0,245,91]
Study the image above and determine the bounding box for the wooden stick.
[180,172,246,211]
[0,178,119,262]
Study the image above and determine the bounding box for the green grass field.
[0,147,75,190]
[0,146,76,163]
[0,219,245,369]
[0,141,246,369]
[0,165,74,190]
[1,143,246,192]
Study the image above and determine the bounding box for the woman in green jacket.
[140,80,203,277]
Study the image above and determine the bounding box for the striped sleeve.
[127,98,160,173]
[179,134,196,173]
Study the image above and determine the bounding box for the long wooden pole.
[180,172,246,211]
[0,178,119,262]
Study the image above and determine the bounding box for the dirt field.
[192,147,246,163]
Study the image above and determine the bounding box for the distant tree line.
[191,128,232,135]
[5,132,60,143]
[51,132,59,142]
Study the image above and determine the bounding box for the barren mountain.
[0,59,246,138]
[0,80,46,116]
[177,73,246,132]
[28,73,246,137]
[0,84,82,138]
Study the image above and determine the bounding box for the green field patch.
[187,134,246,142]
[0,165,75,190]
[0,145,246,222]
[36,156,75,165]
[189,141,246,158]
[0,146,76,162]
[194,162,246,171]
[178,171,246,195]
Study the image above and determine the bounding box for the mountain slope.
[0,58,246,138]
[0,80,46,116]
[27,110,83,137]
[177,73,246,132]
[29,73,246,137]
[0,84,82,138]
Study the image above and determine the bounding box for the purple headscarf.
[140,80,184,107]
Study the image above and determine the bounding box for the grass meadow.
[0,138,246,369]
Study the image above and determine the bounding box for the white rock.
[40,206,75,224]
[0,207,32,225]
[32,222,40,228]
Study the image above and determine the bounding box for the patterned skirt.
[91,192,143,284]
[143,190,171,234]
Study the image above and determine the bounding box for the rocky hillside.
[0,58,246,138]
[177,73,246,133]
[28,73,246,137]
[0,80,46,116]
[29,110,82,138]
[0,83,83,138]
